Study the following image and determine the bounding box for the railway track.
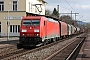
[45,35,86,60]
[0,48,28,60]
[66,37,86,60]
[0,46,17,54]
[0,33,86,60]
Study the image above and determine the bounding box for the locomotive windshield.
[23,20,40,26]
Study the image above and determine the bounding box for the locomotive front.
[19,16,42,47]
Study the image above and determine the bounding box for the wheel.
[53,38,56,42]
[43,40,48,45]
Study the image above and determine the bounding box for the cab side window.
[44,21,45,26]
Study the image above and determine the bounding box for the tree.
[45,9,52,16]
[86,23,90,28]
[59,15,78,26]
[51,8,59,18]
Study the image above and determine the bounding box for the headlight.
[22,29,27,32]
[34,29,39,32]
[36,34,39,36]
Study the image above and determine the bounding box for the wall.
[0,12,26,36]
[26,0,45,15]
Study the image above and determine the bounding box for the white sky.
[45,0,90,22]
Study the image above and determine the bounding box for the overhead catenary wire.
[72,0,85,21]
[64,0,76,12]
[64,0,86,21]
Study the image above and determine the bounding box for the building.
[0,0,46,37]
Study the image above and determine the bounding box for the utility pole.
[57,5,59,13]
[7,3,10,41]
[57,5,59,18]
[60,12,79,20]
[59,11,79,26]
[71,11,72,20]
[75,13,77,21]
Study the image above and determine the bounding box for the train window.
[23,20,40,26]
[23,20,31,26]
[32,20,40,26]
[44,21,45,26]
[10,25,20,33]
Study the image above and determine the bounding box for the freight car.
[59,21,68,38]
[17,16,85,48]
[75,27,80,34]
[67,24,72,36]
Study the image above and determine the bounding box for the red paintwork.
[59,21,68,36]
[20,26,40,37]
[42,18,60,38]
[20,16,40,37]
[20,16,60,40]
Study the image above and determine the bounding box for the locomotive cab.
[18,16,42,47]
[21,20,40,37]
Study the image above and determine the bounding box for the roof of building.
[37,0,47,4]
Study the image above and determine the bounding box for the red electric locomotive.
[17,16,85,49]
[17,16,60,48]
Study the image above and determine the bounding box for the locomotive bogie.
[19,36,42,47]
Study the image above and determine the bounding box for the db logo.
[30,27,32,29]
